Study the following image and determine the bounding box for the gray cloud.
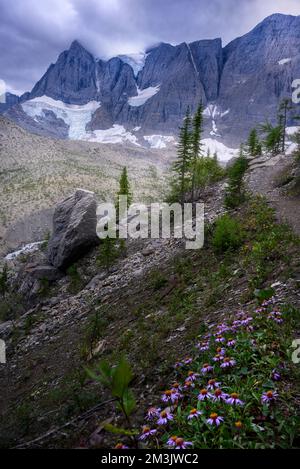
[0,0,299,94]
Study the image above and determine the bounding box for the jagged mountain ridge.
[3,13,300,147]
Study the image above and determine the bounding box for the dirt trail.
[246,154,300,235]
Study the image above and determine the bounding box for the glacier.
[128,85,160,107]
[22,96,101,139]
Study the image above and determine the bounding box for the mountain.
[3,13,300,148]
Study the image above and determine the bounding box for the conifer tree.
[278,98,293,153]
[117,167,132,208]
[97,236,119,272]
[260,122,282,155]
[172,108,192,203]
[224,145,248,209]
[247,128,262,157]
[191,103,204,202]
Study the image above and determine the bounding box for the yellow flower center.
[210,413,218,419]
[231,393,239,399]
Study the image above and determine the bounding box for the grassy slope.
[1,196,299,448]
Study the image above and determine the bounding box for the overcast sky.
[0,0,299,95]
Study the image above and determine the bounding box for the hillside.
[0,155,299,448]
[0,116,171,256]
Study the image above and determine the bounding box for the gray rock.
[25,264,62,281]
[47,189,99,269]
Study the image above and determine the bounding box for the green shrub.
[212,214,243,254]
[150,271,168,290]
[67,264,82,293]
[224,154,248,209]
[0,264,8,296]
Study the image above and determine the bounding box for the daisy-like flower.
[235,421,243,430]
[198,388,212,401]
[268,311,283,324]
[171,382,182,391]
[271,369,281,381]
[201,363,214,374]
[213,353,224,362]
[115,443,129,449]
[221,357,236,368]
[162,389,180,403]
[207,378,221,390]
[187,408,203,420]
[196,342,209,352]
[231,320,242,331]
[261,390,278,405]
[183,379,195,390]
[174,437,193,449]
[226,392,244,406]
[139,426,157,440]
[146,406,161,420]
[174,362,183,369]
[216,323,230,334]
[241,316,253,326]
[215,335,226,343]
[207,412,224,426]
[212,388,228,402]
[186,371,200,382]
[227,338,236,347]
[216,346,226,355]
[167,435,177,447]
[184,357,193,365]
[157,409,173,425]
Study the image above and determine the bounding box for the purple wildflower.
[261,390,278,405]
[139,426,157,440]
[207,413,224,426]
[226,392,244,406]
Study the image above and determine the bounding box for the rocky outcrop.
[29,40,98,105]
[3,14,300,144]
[47,189,99,269]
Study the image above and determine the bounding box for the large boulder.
[47,189,99,269]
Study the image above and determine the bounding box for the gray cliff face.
[218,14,300,144]
[29,40,98,104]
[3,14,300,145]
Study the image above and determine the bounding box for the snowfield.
[84,125,139,145]
[128,85,160,107]
[202,138,238,162]
[22,96,101,139]
[278,58,292,65]
[143,135,175,149]
[118,52,148,76]
[5,241,44,260]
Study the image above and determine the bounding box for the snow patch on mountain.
[5,241,44,260]
[84,125,139,145]
[22,96,100,139]
[202,138,238,162]
[278,58,291,65]
[118,52,147,76]
[143,135,175,149]
[204,104,230,119]
[128,85,160,107]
